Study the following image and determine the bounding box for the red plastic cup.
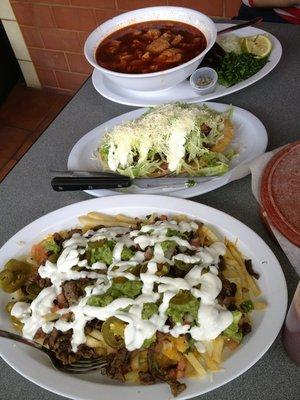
[282,282,300,366]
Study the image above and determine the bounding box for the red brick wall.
[10,0,241,94]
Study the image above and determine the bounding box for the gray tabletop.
[1,21,299,400]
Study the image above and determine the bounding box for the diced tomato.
[31,243,47,264]
[176,359,187,379]
[168,368,177,380]
[190,238,201,247]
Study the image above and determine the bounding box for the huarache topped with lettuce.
[97,103,235,179]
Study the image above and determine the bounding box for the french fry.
[184,353,207,376]
[185,361,199,377]
[78,215,131,228]
[86,212,114,221]
[173,214,189,222]
[226,243,261,296]
[222,269,238,280]
[227,243,244,266]
[224,257,247,288]
[95,347,107,356]
[201,225,220,244]
[89,329,104,341]
[247,276,261,297]
[162,341,182,361]
[86,335,103,348]
[202,341,213,358]
[211,337,224,364]
[78,216,97,227]
[115,214,137,224]
[80,212,130,226]
[254,301,267,310]
[87,212,137,225]
[172,336,189,353]
[225,249,250,286]
[202,353,220,371]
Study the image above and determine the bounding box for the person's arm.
[252,0,298,7]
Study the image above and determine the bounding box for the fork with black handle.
[0,329,107,373]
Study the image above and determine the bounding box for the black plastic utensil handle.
[217,17,263,35]
[51,176,131,191]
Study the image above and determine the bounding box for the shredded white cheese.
[99,103,228,174]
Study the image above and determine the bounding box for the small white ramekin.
[190,67,218,95]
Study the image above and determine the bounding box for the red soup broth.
[95,20,207,74]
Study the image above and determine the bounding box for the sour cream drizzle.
[11,218,233,352]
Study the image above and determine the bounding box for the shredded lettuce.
[98,103,235,178]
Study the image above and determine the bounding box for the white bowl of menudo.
[84,6,216,92]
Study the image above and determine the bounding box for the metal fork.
[0,329,107,373]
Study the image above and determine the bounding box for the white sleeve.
[242,0,254,6]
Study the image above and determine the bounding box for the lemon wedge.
[241,35,272,58]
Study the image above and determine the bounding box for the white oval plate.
[68,102,267,198]
[0,195,287,400]
[92,24,282,107]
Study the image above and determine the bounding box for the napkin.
[249,148,300,276]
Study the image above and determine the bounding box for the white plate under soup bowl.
[84,6,216,91]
